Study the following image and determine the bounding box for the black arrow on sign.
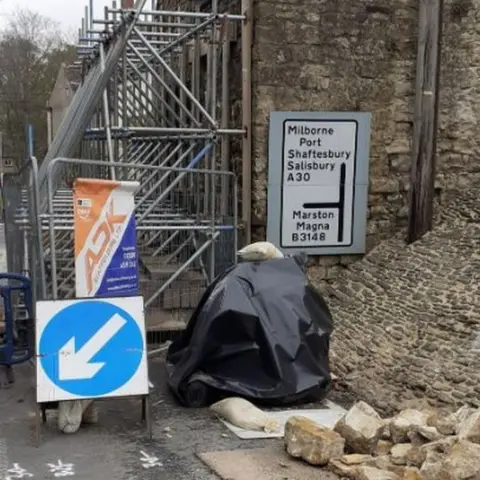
[302,162,346,243]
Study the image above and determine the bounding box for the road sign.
[267,111,371,255]
[36,296,148,403]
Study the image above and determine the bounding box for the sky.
[0,0,113,34]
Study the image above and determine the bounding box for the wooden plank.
[407,0,444,244]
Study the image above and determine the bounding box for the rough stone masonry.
[154,0,480,412]
[251,0,480,278]
[326,186,480,414]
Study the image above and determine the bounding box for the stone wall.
[251,0,480,279]
[325,185,480,415]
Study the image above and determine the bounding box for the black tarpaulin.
[166,256,333,407]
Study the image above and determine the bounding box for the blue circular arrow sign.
[39,300,144,397]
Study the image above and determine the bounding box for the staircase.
[6,1,244,339]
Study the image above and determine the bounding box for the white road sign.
[281,120,357,248]
[267,112,371,255]
[36,295,148,403]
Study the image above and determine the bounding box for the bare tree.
[0,9,76,164]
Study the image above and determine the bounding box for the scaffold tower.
[5,0,252,338]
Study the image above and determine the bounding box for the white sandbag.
[237,241,284,261]
[210,397,281,433]
[58,399,97,434]
[82,401,99,425]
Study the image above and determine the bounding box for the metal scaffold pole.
[16,0,247,337]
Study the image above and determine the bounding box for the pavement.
[0,226,350,480]
[0,356,269,480]
[0,357,352,480]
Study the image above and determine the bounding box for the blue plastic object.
[0,274,34,385]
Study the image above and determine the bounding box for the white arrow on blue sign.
[36,296,148,403]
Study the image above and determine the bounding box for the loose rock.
[453,406,478,434]
[419,436,457,458]
[390,443,414,466]
[328,458,357,478]
[390,410,430,444]
[375,440,394,456]
[402,467,424,480]
[405,445,425,468]
[457,409,480,444]
[355,466,401,480]
[334,401,385,454]
[436,440,480,480]
[407,425,443,444]
[284,416,345,466]
[419,450,444,480]
[340,454,373,465]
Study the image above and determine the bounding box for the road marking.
[139,451,163,469]
[46,459,75,477]
[5,462,34,479]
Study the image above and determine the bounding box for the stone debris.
[402,467,423,480]
[389,410,430,444]
[390,443,414,465]
[375,440,394,456]
[282,401,480,480]
[333,401,385,454]
[340,454,373,465]
[329,457,357,478]
[457,409,480,443]
[433,405,476,436]
[434,440,480,480]
[284,416,345,466]
[407,424,444,445]
[355,466,400,480]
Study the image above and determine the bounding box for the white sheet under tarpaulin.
[218,400,347,439]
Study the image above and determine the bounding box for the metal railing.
[6,0,247,339]
[41,157,237,333]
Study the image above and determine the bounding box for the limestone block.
[407,425,444,444]
[389,410,430,444]
[370,455,405,476]
[334,401,385,454]
[328,458,357,478]
[434,406,476,435]
[340,454,374,465]
[355,466,401,480]
[284,416,345,466]
[419,450,444,480]
[436,440,480,480]
[457,408,480,444]
[370,178,400,194]
[390,443,414,466]
[375,440,394,456]
[405,444,426,468]
[401,467,424,480]
[419,436,457,459]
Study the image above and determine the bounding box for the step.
[140,256,205,279]
[139,273,206,310]
[145,306,191,333]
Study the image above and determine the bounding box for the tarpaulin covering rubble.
[166,256,333,407]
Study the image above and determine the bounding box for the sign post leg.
[142,395,152,439]
[35,403,42,447]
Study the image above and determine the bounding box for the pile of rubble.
[284,401,480,479]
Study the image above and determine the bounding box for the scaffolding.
[6,0,252,338]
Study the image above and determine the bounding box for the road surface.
[0,357,269,480]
